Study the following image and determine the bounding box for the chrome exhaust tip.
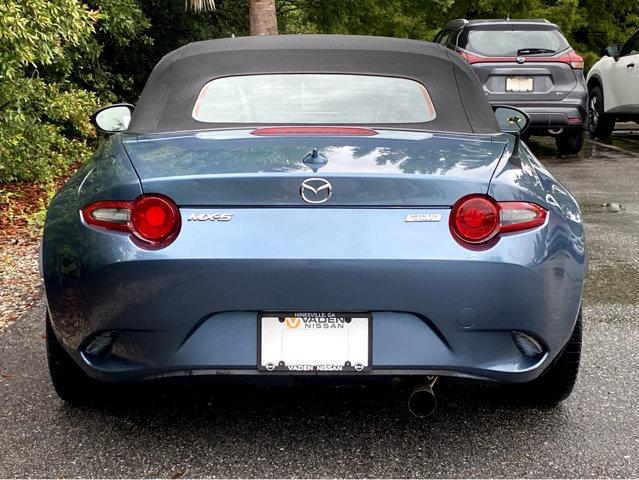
[408,378,438,418]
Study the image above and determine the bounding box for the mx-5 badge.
[187,213,233,221]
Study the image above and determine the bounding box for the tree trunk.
[249,0,278,35]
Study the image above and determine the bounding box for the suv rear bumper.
[488,89,588,131]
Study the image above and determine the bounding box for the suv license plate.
[506,76,534,92]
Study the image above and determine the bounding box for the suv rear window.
[461,28,570,57]
[192,74,436,124]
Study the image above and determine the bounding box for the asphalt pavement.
[1,131,638,478]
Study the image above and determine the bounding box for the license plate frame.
[505,76,534,92]
[257,312,372,373]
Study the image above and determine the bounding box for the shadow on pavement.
[56,378,565,431]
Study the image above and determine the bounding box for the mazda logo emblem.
[300,178,332,204]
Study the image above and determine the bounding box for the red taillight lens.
[556,50,584,69]
[451,195,547,245]
[129,195,180,244]
[568,51,584,69]
[458,48,584,69]
[81,194,181,247]
[457,49,488,64]
[451,196,500,243]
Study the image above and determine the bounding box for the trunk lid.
[121,130,509,207]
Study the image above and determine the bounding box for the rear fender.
[43,136,142,344]
[488,137,586,276]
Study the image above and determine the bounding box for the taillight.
[81,201,131,233]
[557,50,584,69]
[451,196,499,243]
[457,50,487,64]
[450,195,547,245]
[457,48,584,69]
[569,51,584,69]
[129,195,181,244]
[498,201,547,233]
[81,194,181,247]
[456,49,518,64]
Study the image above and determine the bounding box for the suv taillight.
[82,194,181,248]
[457,50,488,64]
[457,48,584,69]
[557,50,584,69]
[450,195,547,245]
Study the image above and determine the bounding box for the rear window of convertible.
[192,74,436,124]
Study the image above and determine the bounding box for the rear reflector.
[512,331,545,359]
[251,126,378,136]
[84,331,116,357]
[450,195,547,245]
[82,194,181,247]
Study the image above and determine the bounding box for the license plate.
[506,76,534,92]
[258,312,371,372]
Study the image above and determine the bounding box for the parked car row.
[435,18,639,154]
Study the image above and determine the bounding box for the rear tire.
[510,309,582,405]
[588,85,615,138]
[555,129,584,155]
[47,312,100,404]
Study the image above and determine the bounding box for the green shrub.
[0,0,100,183]
[0,77,99,182]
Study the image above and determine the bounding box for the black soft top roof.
[128,35,499,135]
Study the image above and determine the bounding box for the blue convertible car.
[42,35,585,415]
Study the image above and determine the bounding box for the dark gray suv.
[435,19,588,154]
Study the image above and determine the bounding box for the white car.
[587,29,639,138]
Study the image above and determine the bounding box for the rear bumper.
[488,88,588,130]
[43,208,586,385]
[74,308,556,384]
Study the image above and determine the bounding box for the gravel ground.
[0,241,40,333]
[0,179,50,333]
[1,131,638,477]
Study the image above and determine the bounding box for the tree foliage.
[281,0,639,69]
[0,0,153,182]
[0,0,99,182]
[279,0,452,38]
